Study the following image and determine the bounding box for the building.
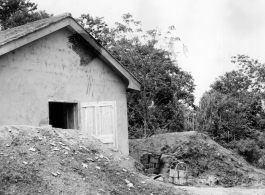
[0,13,141,155]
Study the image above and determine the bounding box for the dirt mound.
[0,125,185,195]
[129,131,265,187]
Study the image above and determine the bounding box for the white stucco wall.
[0,28,129,154]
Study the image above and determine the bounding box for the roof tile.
[0,13,71,46]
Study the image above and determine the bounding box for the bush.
[257,133,265,149]
[258,152,265,168]
[236,139,261,163]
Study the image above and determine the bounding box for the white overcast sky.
[33,0,265,105]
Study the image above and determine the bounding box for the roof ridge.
[0,13,72,47]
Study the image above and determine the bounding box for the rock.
[125,179,134,188]
[29,147,36,152]
[62,146,70,151]
[155,177,163,182]
[51,172,58,177]
[82,163,88,169]
[104,156,110,161]
[87,158,95,162]
[52,147,59,151]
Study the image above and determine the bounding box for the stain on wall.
[68,33,99,65]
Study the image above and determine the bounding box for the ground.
[1,127,265,195]
[129,131,265,191]
[175,186,265,195]
[0,126,185,195]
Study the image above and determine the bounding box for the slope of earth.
[0,125,187,195]
[129,131,265,188]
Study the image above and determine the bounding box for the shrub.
[236,139,261,163]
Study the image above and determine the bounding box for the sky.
[33,0,265,105]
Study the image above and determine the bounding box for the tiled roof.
[0,13,71,46]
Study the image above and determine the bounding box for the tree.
[232,54,265,94]
[77,13,195,138]
[198,55,265,166]
[75,14,113,46]
[211,70,252,96]
[198,90,258,140]
[0,0,50,30]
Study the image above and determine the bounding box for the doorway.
[49,102,78,129]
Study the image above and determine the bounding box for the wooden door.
[81,101,118,150]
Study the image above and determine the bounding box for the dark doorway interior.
[49,102,78,129]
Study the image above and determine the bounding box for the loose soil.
[129,131,265,188]
[0,125,187,195]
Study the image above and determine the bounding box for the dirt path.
[174,186,265,195]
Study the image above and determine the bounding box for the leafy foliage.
[75,14,113,46]
[77,13,195,138]
[198,55,265,167]
[0,0,50,30]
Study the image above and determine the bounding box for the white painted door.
[81,101,118,150]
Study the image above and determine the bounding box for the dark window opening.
[49,102,78,129]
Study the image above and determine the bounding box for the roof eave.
[0,15,141,91]
[67,19,141,91]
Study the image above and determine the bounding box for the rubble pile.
[0,126,180,195]
[129,131,265,187]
